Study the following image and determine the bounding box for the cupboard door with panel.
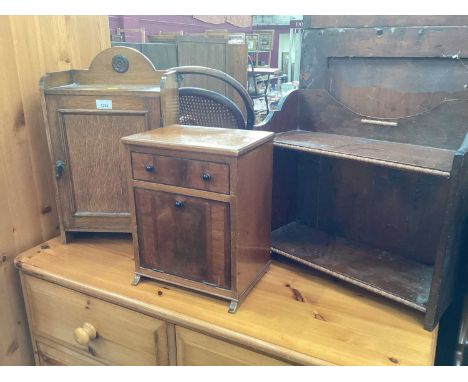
[134,188,231,289]
[51,108,149,229]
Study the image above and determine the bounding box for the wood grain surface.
[23,275,169,365]
[122,124,274,156]
[134,188,231,289]
[16,235,438,366]
[64,113,147,213]
[271,222,433,311]
[274,130,455,176]
[131,152,230,194]
[0,15,109,365]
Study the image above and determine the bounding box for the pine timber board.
[15,234,437,366]
[0,15,110,365]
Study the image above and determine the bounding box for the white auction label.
[96,100,113,109]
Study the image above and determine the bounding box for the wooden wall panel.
[0,15,110,365]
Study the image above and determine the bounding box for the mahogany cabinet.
[40,46,164,242]
[121,125,274,312]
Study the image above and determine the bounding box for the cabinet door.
[44,94,160,233]
[58,112,146,231]
[134,188,231,289]
[175,327,292,366]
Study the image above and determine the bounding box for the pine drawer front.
[131,152,230,194]
[24,276,169,365]
[36,339,105,366]
[175,327,292,366]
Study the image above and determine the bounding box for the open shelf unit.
[264,96,468,331]
[261,20,468,332]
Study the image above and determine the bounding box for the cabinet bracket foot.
[228,300,238,314]
[131,274,141,286]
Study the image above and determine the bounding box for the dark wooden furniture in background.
[112,42,178,70]
[256,23,468,331]
[121,125,274,312]
[454,293,468,365]
[15,235,438,365]
[113,38,248,118]
[40,47,165,242]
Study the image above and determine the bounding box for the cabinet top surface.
[15,235,437,366]
[45,83,161,95]
[121,125,275,156]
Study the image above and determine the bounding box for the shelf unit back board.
[299,26,468,121]
[292,152,448,265]
[296,90,468,151]
[259,24,468,330]
[41,46,166,242]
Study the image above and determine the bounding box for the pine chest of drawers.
[121,125,274,312]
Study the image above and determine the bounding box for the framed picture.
[256,30,274,51]
[246,34,258,51]
[228,33,245,44]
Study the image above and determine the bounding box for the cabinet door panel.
[175,327,292,366]
[134,188,231,289]
[62,113,146,215]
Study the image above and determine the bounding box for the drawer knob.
[145,164,155,172]
[74,322,97,346]
[202,172,212,181]
[174,200,184,208]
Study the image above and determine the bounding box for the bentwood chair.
[160,66,255,130]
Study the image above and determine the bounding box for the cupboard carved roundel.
[112,54,129,73]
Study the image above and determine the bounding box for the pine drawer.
[22,275,169,365]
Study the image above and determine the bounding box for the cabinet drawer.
[175,327,293,366]
[36,339,104,366]
[132,152,230,194]
[24,276,169,365]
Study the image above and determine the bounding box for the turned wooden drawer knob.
[73,322,97,346]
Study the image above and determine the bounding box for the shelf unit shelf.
[271,222,433,312]
[274,130,455,177]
